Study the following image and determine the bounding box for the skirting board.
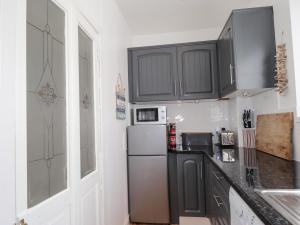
[124,215,129,225]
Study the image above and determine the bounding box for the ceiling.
[116,0,258,35]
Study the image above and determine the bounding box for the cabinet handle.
[200,160,203,180]
[239,210,244,218]
[179,80,183,96]
[213,171,223,180]
[174,79,177,96]
[16,219,28,225]
[213,195,224,207]
[230,64,234,84]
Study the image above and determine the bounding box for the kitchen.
[125,1,300,225]
[1,0,300,225]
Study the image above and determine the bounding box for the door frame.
[0,0,17,224]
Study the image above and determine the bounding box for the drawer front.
[211,164,230,194]
[212,185,230,225]
[206,157,230,225]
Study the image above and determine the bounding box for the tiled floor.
[130,217,211,225]
[180,217,211,225]
[130,224,178,225]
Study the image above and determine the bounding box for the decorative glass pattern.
[27,0,66,207]
[78,27,96,178]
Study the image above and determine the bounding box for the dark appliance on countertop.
[127,123,170,224]
[181,132,213,148]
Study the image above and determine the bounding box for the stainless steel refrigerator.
[127,125,170,224]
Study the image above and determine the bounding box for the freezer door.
[128,125,167,155]
[128,156,170,223]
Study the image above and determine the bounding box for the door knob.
[17,219,28,225]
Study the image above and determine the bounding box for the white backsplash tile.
[165,101,230,144]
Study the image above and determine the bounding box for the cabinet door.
[177,154,205,217]
[129,47,177,102]
[177,44,219,99]
[168,153,179,224]
[218,20,236,97]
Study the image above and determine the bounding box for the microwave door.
[147,111,155,121]
[136,108,158,123]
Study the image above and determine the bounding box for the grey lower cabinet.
[218,7,276,97]
[128,42,219,103]
[168,153,205,222]
[177,44,219,99]
[128,47,178,102]
[205,156,230,225]
[168,153,230,224]
[168,153,180,224]
[177,154,205,217]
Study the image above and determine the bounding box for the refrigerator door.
[128,156,170,223]
[128,125,167,156]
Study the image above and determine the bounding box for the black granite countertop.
[169,145,300,225]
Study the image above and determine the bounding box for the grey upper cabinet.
[128,7,276,102]
[218,7,276,97]
[128,42,219,103]
[177,154,205,217]
[218,19,236,97]
[178,43,219,99]
[129,47,178,102]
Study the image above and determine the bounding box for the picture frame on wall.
[116,74,126,120]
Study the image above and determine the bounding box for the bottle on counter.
[168,123,176,150]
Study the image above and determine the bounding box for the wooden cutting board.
[256,112,294,160]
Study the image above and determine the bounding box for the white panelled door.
[16,0,73,224]
[71,12,103,225]
[14,0,103,225]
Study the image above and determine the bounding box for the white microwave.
[133,106,167,125]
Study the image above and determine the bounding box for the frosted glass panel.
[78,28,96,178]
[27,0,66,207]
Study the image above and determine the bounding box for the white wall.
[131,28,221,47]
[289,0,300,117]
[142,101,230,144]
[166,101,230,135]
[74,0,131,225]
